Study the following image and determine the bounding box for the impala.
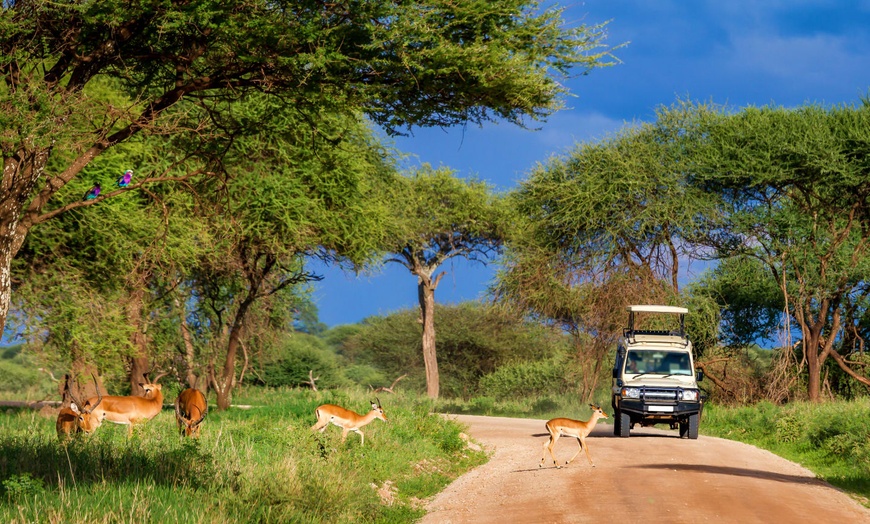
[540,404,609,469]
[175,388,208,437]
[71,373,166,437]
[56,374,81,441]
[310,399,387,446]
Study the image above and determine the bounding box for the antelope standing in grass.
[540,404,608,468]
[175,388,208,437]
[56,374,81,441]
[71,373,166,437]
[311,399,387,446]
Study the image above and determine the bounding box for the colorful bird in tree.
[117,169,133,188]
[83,183,101,201]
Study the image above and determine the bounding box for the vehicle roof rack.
[624,305,688,345]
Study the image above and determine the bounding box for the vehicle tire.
[687,413,699,440]
[610,402,620,437]
[618,411,631,438]
[679,420,688,438]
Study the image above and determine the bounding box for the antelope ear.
[70,403,80,414]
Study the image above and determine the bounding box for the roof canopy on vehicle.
[626,305,688,314]
[625,305,689,340]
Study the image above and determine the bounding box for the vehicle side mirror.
[696,370,704,382]
[612,368,620,379]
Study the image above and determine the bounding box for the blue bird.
[83,183,101,201]
[117,169,133,188]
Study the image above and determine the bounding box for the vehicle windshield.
[625,350,692,376]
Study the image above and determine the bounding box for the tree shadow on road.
[633,464,826,486]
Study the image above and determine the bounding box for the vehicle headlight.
[621,387,640,399]
[681,389,699,401]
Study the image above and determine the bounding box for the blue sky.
[310,0,870,328]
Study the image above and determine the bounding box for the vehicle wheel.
[613,410,622,436]
[679,420,688,438]
[687,413,699,440]
[618,411,631,438]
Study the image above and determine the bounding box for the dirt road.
[421,415,870,524]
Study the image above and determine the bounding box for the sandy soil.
[420,414,870,524]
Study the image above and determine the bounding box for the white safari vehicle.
[611,305,704,439]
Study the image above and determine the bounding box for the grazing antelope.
[540,404,609,469]
[56,374,82,441]
[175,388,208,438]
[71,373,165,437]
[311,399,387,446]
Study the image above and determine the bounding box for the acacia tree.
[9,126,209,390]
[684,101,870,401]
[499,118,718,398]
[0,0,616,343]
[384,167,512,398]
[185,96,397,410]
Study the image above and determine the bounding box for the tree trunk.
[801,318,824,402]
[0,152,53,338]
[417,270,443,399]
[213,294,255,410]
[806,341,821,402]
[176,295,200,389]
[0,238,15,341]
[125,283,151,395]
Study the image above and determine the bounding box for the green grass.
[5,382,866,520]
[0,387,487,523]
[701,400,870,506]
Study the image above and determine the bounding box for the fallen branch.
[370,374,407,394]
[305,370,319,392]
[695,361,735,397]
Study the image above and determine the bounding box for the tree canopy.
[0,0,618,341]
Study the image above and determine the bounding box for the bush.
[478,358,567,398]
[255,334,349,389]
[826,352,870,400]
[340,302,574,398]
[343,364,387,389]
[0,360,44,396]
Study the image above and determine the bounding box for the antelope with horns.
[56,374,82,441]
[71,372,167,437]
[175,388,208,437]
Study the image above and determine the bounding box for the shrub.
[0,360,43,395]
[255,334,349,389]
[478,358,567,398]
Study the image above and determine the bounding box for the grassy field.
[0,388,486,523]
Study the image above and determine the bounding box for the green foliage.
[703,401,870,499]
[433,390,611,421]
[681,101,870,399]
[2,473,45,501]
[478,358,569,398]
[255,334,349,389]
[825,352,870,400]
[343,364,388,389]
[0,360,49,398]
[690,256,785,347]
[341,302,573,398]
[1,0,618,385]
[0,344,23,360]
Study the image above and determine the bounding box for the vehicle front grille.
[641,388,678,401]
